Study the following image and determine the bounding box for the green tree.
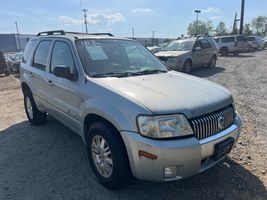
[187,20,213,35]
[243,23,253,36]
[251,16,267,35]
[216,22,228,36]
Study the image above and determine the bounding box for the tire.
[86,122,131,190]
[221,47,229,56]
[24,90,47,125]
[208,56,217,68]
[182,60,192,73]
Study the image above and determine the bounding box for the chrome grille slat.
[189,106,234,140]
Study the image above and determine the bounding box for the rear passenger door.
[29,40,52,108]
[45,39,82,133]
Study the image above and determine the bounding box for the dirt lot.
[0,50,267,200]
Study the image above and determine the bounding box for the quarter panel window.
[33,40,51,70]
[22,40,36,63]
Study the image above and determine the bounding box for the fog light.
[164,166,177,178]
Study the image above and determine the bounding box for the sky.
[0,0,266,38]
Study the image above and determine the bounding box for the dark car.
[0,51,10,76]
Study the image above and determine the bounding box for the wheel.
[208,56,217,68]
[182,60,192,73]
[233,52,239,56]
[86,122,131,189]
[24,90,47,125]
[221,47,229,56]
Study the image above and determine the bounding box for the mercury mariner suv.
[20,30,242,189]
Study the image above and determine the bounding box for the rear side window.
[33,40,51,70]
[246,37,255,41]
[214,38,219,43]
[236,36,246,42]
[221,37,235,43]
[22,40,36,63]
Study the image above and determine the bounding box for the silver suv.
[214,35,249,56]
[155,36,218,73]
[20,30,242,189]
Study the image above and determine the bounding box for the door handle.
[47,80,54,86]
[29,72,33,77]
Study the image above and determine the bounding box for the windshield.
[162,40,193,51]
[76,39,168,77]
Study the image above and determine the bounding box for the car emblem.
[218,116,225,130]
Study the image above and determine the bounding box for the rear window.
[221,37,235,43]
[236,36,246,42]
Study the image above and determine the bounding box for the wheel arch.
[21,82,31,94]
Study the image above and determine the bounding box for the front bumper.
[121,112,242,182]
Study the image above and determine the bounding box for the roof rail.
[37,30,114,37]
[37,30,65,36]
[66,32,114,37]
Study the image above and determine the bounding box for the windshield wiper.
[136,69,168,75]
[90,71,135,78]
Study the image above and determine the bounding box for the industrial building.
[0,34,33,53]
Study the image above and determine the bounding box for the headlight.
[137,114,193,139]
[167,57,179,63]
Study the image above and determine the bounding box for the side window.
[194,40,202,49]
[50,41,76,73]
[214,38,219,43]
[200,39,212,49]
[221,37,234,43]
[22,40,36,63]
[33,40,51,70]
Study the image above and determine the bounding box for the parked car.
[155,36,218,73]
[147,45,161,53]
[0,51,10,76]
[264,37,267,48]
[246,36,265,50]
[11,52,22,73]
[21,30,242,189]
[214,35,249,56]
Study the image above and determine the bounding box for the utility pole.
[239,0,245,35]
[152,31,155,38]
[83,9,88,33]
[233,13,240,34]
[194,9,201,35]
[14,22,21,51]
[131,27,135,38]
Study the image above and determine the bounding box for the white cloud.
[58,16,82,25]
[58,13,125,26]
[209,16,223,21]
[131,8,153,15]
[201,7,220,13]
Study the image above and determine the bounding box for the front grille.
[158,56,168,62]
[189,106,234,140]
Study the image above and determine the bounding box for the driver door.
[192,40,205,68]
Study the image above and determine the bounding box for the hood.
[155,50,189,57]
[94,71,233,119]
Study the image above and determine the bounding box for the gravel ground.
[0,50,266,200]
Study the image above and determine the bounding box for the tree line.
[187,16,267,36]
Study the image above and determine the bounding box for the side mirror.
[53,65,73,80]
[194,46,202,51]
